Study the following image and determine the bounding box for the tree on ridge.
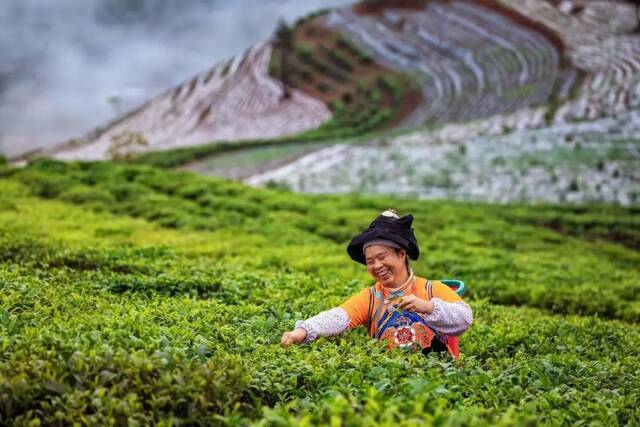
[275,19,294,100]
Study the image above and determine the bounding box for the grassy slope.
[1,160,639,425]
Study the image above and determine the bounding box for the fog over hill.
[0,0,354,158]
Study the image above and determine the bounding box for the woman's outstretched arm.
[281,307,350,347]
[294,307,350,343]
[281,287,370,347]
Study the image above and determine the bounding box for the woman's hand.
[396,295,434,314]
[280,328,307,347]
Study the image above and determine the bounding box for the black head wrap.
[347,211,420,265]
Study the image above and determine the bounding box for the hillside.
[247,108,640,205]
[48,43,332,161]
[1,159,639,424]
[42,0,639,161]
[241,0,640,205]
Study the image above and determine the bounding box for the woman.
[280,209,473,358]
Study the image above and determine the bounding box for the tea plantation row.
[0,160,638,425]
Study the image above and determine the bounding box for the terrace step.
[321,0,564,126]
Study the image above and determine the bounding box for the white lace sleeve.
[422,298,473,336]
[295,307,350,344]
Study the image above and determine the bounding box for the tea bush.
[0,160,638,425]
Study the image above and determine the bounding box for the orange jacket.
[340,276,464,357]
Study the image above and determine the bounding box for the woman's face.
[364,244,407,287]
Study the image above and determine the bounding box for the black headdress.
[346,211,420,265]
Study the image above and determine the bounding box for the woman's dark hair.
[394,248,410,273]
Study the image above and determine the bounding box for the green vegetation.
[1,159,639,424]
[503,203,640,251]
[333,33,374,66]
[295,71,417,141]
[126,129,388,169]
[274,20,294,99]
[296,45,313,63]
[184,142,333,178]
[130,139,294,169]
[268,20,421,141]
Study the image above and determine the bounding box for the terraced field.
[247,109,640,205]
[40,0,640,162]
[322,0,567,125]
[242,0,640,206]
[268,18,423,138]
[500,0,640,122]
[1,159,639,424]
[49,44,332,161]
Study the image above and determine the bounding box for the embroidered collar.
[381,268,415,301]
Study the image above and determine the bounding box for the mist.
[0,0,354,158]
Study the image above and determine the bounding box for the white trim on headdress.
[381,209,400,219]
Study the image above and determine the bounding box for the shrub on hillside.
[358,52,374,66]
[26,158,71,174]
[311,60,329,75]
[259,192,309,214]
[60,185,117,205]
[369,88,382,104]
[0,156,11,178]
[329,100,346,113]
[300,69,313,83]
[177,182,213,200]
[1,350,251,424]
[341,92,354,105]
[296,45,312,63]
[105,181,152,202]
[135,170,192,195]
[326,49,354,72]
[317,81,332,93]
[332,32,372,65]
[198,195,264,218]
[327,69,348,84]
[376,74,404,104]
[17,170,75,199]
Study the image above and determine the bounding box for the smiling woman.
[281,209,473,358]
